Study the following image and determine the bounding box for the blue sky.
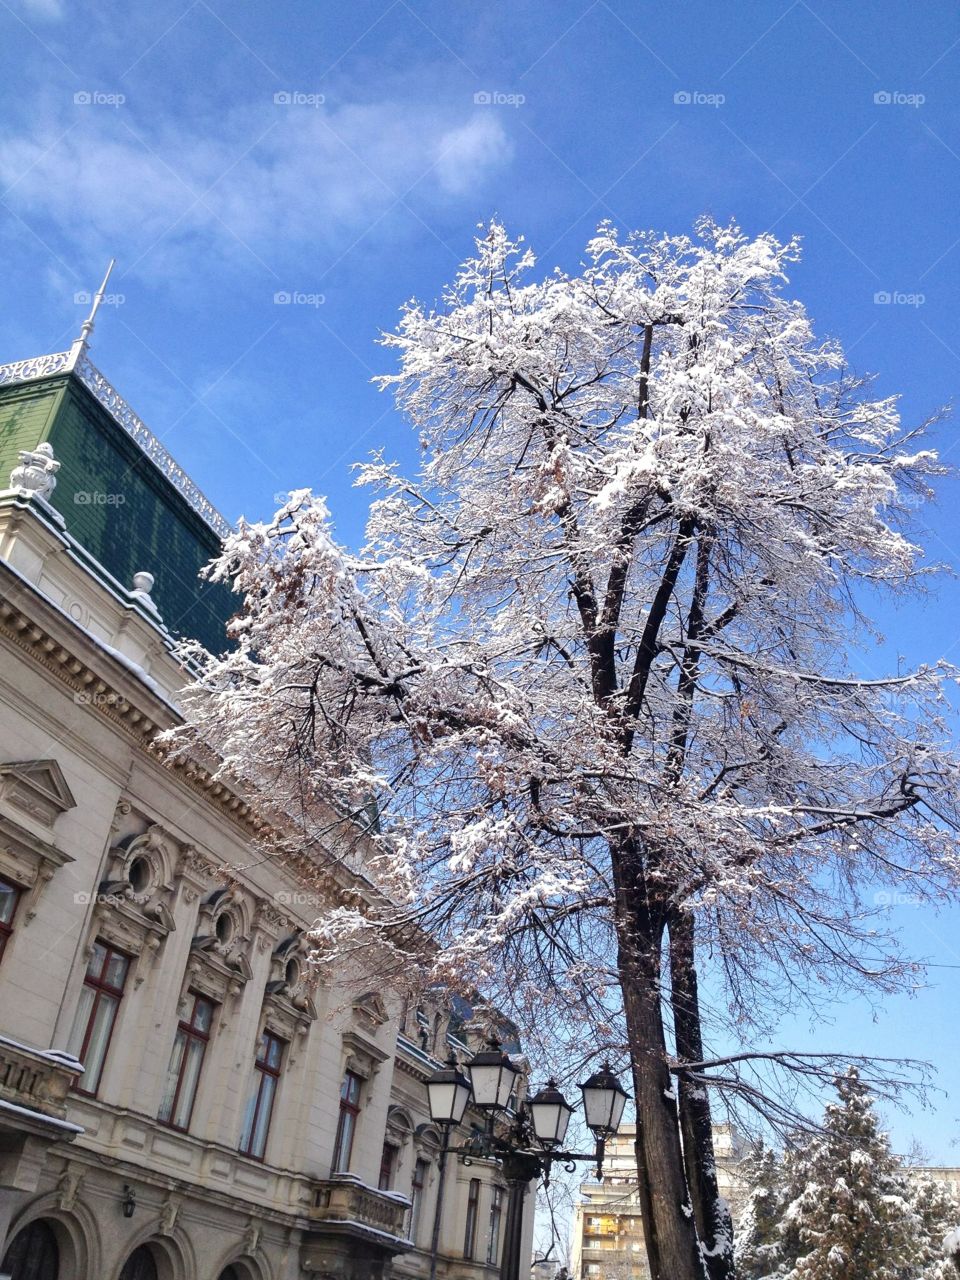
[2,0,959,1161]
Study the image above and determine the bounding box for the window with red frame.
[239,1029,285,1160]
[409,1156,429,1242]
[463,1177,481,1259]
[378,1140,397,1190]
[158,991,216,1131]
[67,940,131,1095]
[487,1186,504,1264]
[0,877,20,963]
[331,1070,363,1173]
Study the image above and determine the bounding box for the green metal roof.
[0,363,236,654]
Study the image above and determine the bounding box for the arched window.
[218,1268,242,1280]
[118,1244,159,1280]
[1,1219,60,1280]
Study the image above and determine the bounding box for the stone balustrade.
[309,1174,410,1241]
[0,1034,81,1120]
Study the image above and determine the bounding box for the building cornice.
[0,560,266,836]
[0,558,382,913]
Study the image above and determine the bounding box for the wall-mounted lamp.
[121,1185,136,1219]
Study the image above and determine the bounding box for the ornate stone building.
[0,322,533,1280]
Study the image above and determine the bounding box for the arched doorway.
[217,1268,241,1280]
[1,1219,60,1280]
[117,1244,159,1280]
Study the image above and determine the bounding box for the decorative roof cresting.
[0,352,231,541]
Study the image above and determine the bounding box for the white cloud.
[434,115,512,196]
[0,98,514,281]
[18,0,64,20]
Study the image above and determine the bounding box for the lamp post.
[424,1043,629,1280]
[424,1056,471,1280]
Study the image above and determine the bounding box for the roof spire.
[68,259,116,368]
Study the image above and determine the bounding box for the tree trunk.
[669,907,737,1280]
[612,839,706,1280]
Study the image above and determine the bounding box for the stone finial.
[131,570,162,620]
[10,441,60,500]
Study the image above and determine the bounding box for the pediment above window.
[0,811,73,887]
[342,1029,390,1079]
[353,991,389,1032]
[0,759,76,829]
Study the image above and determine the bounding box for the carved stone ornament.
[130,570,163,621]
[9,441,60,500]
[92,826,179,954]
[242,1218,262,1255]
[56,1164,83,1212]
[158,1192,181,1235]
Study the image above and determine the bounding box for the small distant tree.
[910,1174,960,1280]
[735,1069,960,1280]
[736,1144,787,1279]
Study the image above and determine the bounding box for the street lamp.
[424,1051,629,1280]
[465,1037,522,1110]
[526,1079,574,1150]
[424,1056,472,1280]
[579,1062,629,1179]
[579,1062,629,1137]
[425,1056,472,1127]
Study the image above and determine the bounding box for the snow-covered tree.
[909,1173,960,1279]
[736,1144,787,1278]
[736,1071,960,1280]
[173,220,960,1280]
[781,1068,918,1279]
